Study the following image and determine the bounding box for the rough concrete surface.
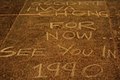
[0,0,120,80]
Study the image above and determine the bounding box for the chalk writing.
[58,44,93,56]
[0,45,117,59]
[46,31,93,40]
[49,21,96,30]
[33,1,105,6]
[26,1,108,17]
[82,64,103,78]
[33,62,103,78]
[102,45,116,59]
[0,47,46,57]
